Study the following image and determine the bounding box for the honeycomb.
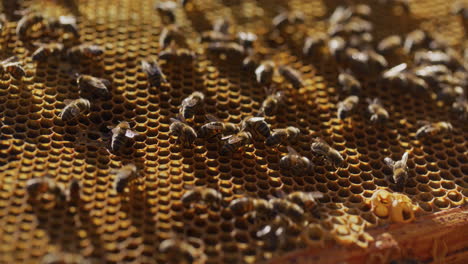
[0,0,467,263]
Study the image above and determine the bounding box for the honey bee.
[228,197,275,222]
[260,86,285,116]
[159,25,187,49]
[237,31,257,50]
[16,12,44,40]
[382,62,407,83]
[377,35,402,54]
[353,4,372,18]
[452,96,467,120]
[414,64,449,85]
[279,146,313,176]
[384,152,409,190]
[344,17,374,35]
[181,187,223,209]
[200,30,232,43]
[329,6,353,26]
[272,10,304,30]
[213,18,230,34]
[31,42,64,62]
[337,95,359,120]
[59,98,91,121]
[220,130,252,155]
[242,54,260,71]
[198,114,239,139]
[48,15,79,38]
[338,72,361,95]
[67,44,104,62]
[155,1,177,24]
[159,237,205,264]
[367,98,389,123]
[437,85,464,103]
[367,49,388,71]
[348,32,373,49]
[67,179,81,203]
[180,91,205,119]
[108,121,139,152]
[26,177,66,201]
[206,42,244,56]
[286,191,323,212]
[311,138,344,168]
[303,33,327,56]
[255,217,286,250]
[416,49,464,70]
[278,65,304,89]
[141,58,168,87]
[328,36,346,61]
[241,116,271,138]
[255,60,275,85]
[0,56,26,79]
[265,126,300,147]
[77,74,111,98]
[415,121,453,138]
[169,115,197,147]
[270,198,305,222]
[112,163,139,194]
[403,29,430,53]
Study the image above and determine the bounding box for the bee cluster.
[0,0,466,264]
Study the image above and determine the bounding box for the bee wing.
[86,76,109,90]
[205,114,220,122]
[227,134,245,144]
[125,129,138,138]
[220,135,233,141]
[416,120,430,126]
[309,192,324,199]
[183,97,199,107]
[384,157,395,167]
[256,225,272,238]
[1,56,19,64]
[63,99,74,105]
[286,146,299,155]
[401,152,409,164]
[248,116,265,122]
[203,122,224,130]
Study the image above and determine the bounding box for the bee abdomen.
[111,133,127,152]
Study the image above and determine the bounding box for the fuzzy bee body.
[279,66,304,89]
[415,121,453,138]
[338,72,361,95]
[367,98,389,123]
[198,114,239,138]
[48,15,79,38]
[286,191,323,211]
[328,36,346,61]
[180,92,205,119]
[113,164,138,193]
[403,29,430,53]
[270,198,304,222]
[67,44,103,62]
[206,42,244,56]
[155,1,177,24]
[77,74,111,97]
[384,152,409,190]
[16,13,44,40]
[303,34,327,56]
[255,61,275,85]
[141,58,167,87]
[59,98,90,121]
[220,131,252,155]
[377,35,402,53]
[260,87,285,116]
[265,126,300,147]
[26,178,66,201]
[169,117,197,147]
[181,187,222,209]
[32,43,64,61]
[337,95,359,120]
[229,197,275,222]
[311,138,344,168]
[108,121,138,152]
[241,116,271,138]
[279,146,312,176]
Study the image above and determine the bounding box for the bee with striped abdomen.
[16,12,44,40]
[181,187,223,209]
[159,25,187,49]
[220,130,252,155]
[384,152,409,190]
[270,197,305,223]
[311,138,344,168]
[279,146,313,176]
[255,60,275,85]
[415,121,453,138]
[241,116,271,138]
[228,197,276,222]
[0,56,26,79]
[260,86,285,116]
[180,91,205,119]
[278,65,304,89]
[198,114,240,139]
[77,74,111,98]
[141,58,167,87]
[338,72,361,95]
[337,95,359,120]
[108,121,138,152]
[26,177,66,201]
[169,115,197,147]
[59,98,90,121]
[48,15,79,38]
[31,42,64,62]
[265,126,300,147]
[286,191,323,212]
[67,44,103,62]
[367,98,389,123]
[112,163,139,194]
